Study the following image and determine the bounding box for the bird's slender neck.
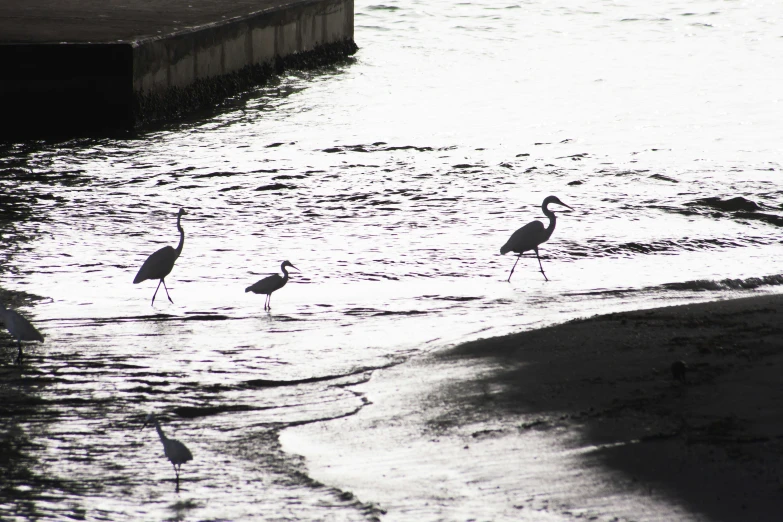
[174,214,185,258]
[152,419,168,442]
[542,201,557,240]
[280,264,290,281]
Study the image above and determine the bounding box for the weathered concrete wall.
[132,0,353,97]
[0,0,355,139]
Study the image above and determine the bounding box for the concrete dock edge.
[0,0,356,139]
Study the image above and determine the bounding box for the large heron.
[245,260,299,310]
[133,208,187,306]
[0,302,44,364]
[500,195,573,282]
[142,413,193,491]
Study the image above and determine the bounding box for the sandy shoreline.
[3,291,782,520]
[283,293,783,521]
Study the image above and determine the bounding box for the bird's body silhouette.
[500,195,573,281]
[142,413,193,490]
[245,261,298,310]
[134,208,187,306]
[0,303,44,364]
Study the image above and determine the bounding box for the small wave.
[255,183,295,191]
[688,196,761,212]
[344,307,425,316]
[321,143,435,154]
[371,309,427,317]
[367,4,400,11]
[648,173,678,183]
[242,363,397,389]
[682,197,783,226]
[426,295,482,302]
[193,171,237,179]
[662,274,783,291]
[566,234,773,258]
[173,404,256,418]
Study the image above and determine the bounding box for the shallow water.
[1,0,782,520]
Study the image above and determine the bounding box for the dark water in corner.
[1,0,782,520]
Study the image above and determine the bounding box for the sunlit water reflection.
[1,0,782,519]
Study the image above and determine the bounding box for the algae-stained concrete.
[0,0,356,138]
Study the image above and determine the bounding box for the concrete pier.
[0,0,356,138]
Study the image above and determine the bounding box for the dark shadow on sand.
[434,293,783,521]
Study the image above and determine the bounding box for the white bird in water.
[142,413,193,491]
[133,208,187,306]
[0,302,44,364]
[500,195,573,282]
[245,260,299,310]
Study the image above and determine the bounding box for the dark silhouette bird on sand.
[0,302,44,364]
[500,195,573,282]
[142,413,193,491]
[245,261,298,310]
[133,208,187,306]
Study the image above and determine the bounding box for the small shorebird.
[0,302,44,364]
[500,195,573,281]
[245,260,299,310]
[133,208,187,306]
[142,413,193,491]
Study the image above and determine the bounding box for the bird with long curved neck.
[133,208,187,306]
[500,195,573,282]
[245,260,298,310]
[142,413,193,491]
[0,302,44,364]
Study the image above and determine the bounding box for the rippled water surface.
[2,0,782,520]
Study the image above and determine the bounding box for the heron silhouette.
[245,261,298,310]
[142,413,193,491]
[0,303,44,364]
[133,208,187,306]
[500,195,573,282]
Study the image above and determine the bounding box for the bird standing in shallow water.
[133,208,187,306]
[245,260,298,310]
[0,302,44,364]
[142,413,193,491]
[500,195,573,282]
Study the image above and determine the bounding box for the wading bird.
[500,195,573,282]
[133,208,187,306]
[245,260,298,310]
[0,302,44,364]
[142,413,193,491]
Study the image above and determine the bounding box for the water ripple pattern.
[1,0,782,520]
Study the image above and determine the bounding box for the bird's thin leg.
[173,463,180,491]
[534,248,549,282]
[161,279,174,304]
[507,254,522,282]
[151,279,163,306]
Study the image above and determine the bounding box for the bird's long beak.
[291,265,300,272]
[560,203,574,211]
[141,421,149,430]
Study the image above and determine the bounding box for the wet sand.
[284,293,783,521]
